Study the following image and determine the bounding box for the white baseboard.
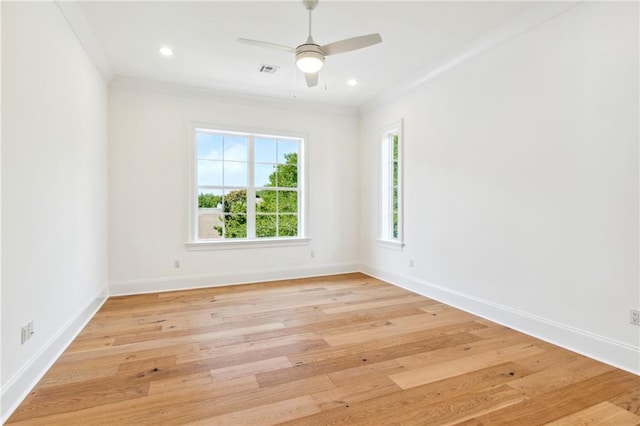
[109,263,359,296]
[360,264,640,376]
[1,285,109,423]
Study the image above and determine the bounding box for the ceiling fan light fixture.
[296,55,323,73]
[296,47,324,74]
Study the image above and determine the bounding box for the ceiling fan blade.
[305,72,318,88]
[321,33,382,56]
[237,38,295,53]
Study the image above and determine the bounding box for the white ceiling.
[69,1,557,107]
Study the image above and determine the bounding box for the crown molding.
[359,1,582,115]
[55,1,115,83]
[109,76,359,117]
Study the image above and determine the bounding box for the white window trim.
[186,237,311,251]
[376,239,404,250]
[186,123,309,249]
[378,119,404,250]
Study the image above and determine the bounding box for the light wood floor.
[7,273,640,425]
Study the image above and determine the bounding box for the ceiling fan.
[238,0,382,88]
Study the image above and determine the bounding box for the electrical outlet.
[21,321,34,344]
[630,309,640,326]
[310,251,315,258]
[409,259,414,267]
[174,260,181,268]
[21,326,28,344]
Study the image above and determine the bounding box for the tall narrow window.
[193,127,304,243]
[379,122,403,248]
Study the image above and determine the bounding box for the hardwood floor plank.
[610,387,640,416]
[6,273,638,425]
[323,310,473,347]
[310,376,401,411]
[389,342,546,389]
[456,369,640,425]
[287,320,486,365]
[195,331,322,355]
[507,356,615,397]
[112,320,285,345]
[327,358,406,387]
[183,395,321,426]
[36,363,119,387]
[543,401,640,425]
[177,336,329,365]
[147,371,214,395]
[54,342,200,367]
[321,294,429,315]
[393,331,534,371]
[210,356,293,381]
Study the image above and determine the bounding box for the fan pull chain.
[293,57,298,98]
[324,61,328,91]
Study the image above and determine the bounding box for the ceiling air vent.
[259,64,279,74]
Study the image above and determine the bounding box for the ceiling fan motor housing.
[296,43,324,60]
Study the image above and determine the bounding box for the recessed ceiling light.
[347,79,358,87]
[159,46,173,56]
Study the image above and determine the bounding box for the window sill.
[186,237,311,251]
[377,239,404,251]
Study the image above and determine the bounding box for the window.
[191,127,305,245]
[379,121,403,248]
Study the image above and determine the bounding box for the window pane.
[256,189,277,213]
[198,160,223,186]
[279,215,298,237]
[222,189,247,214]
[278,191,298,213]
[277,140,298,164]
[393,213,398,239]
[277,163,297,188]
[198,211,223,239]
[197,133,223,160]
[393,134,399,161]
[255,138,277,163]
[198,189,223,208]
[393,186,399,240]
[222,214,246,238]
[393,188,398,212]
[393,161,398,186]
[223,136,248,161]
[224,162,247,186]
[198,189,224,240]
[255,163,276,187]
[256,215,277,238]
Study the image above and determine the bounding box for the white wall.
[359,2,639,373]
[108,80,360,294]
[1,2,108,420]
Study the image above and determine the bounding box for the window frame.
[186,123,309,250]
[378,120,404,250]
